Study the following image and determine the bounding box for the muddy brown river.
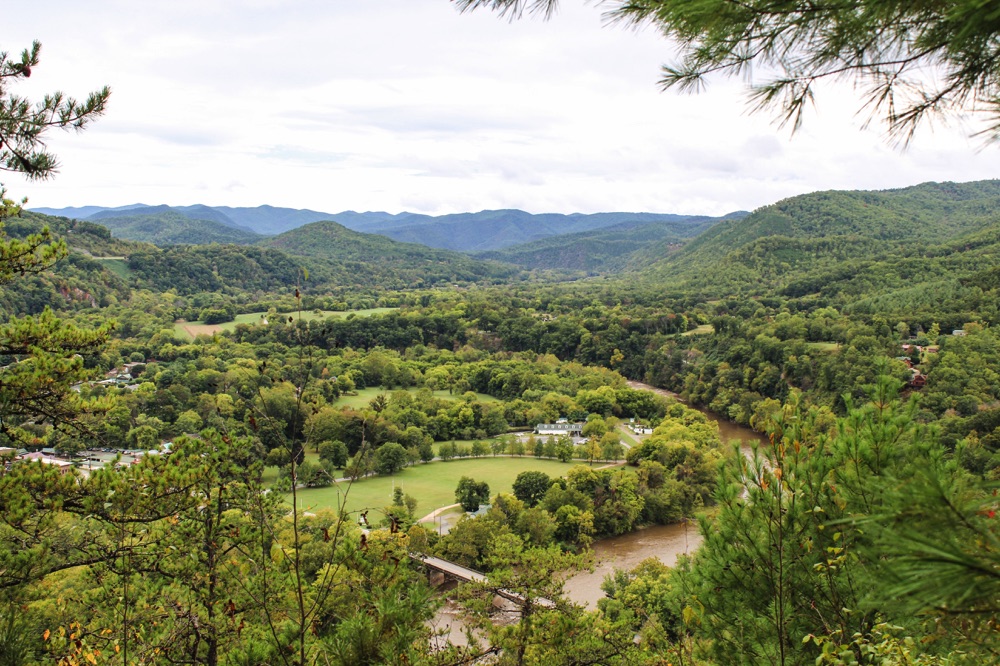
[558,381,765,608]
[564,522,702,608]
[432,381,764,628]
[625,379,767,448]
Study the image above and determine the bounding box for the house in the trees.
[15,452,75,474]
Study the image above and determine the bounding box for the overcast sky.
[5,0,999,216]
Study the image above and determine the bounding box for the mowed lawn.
[290,457,580,519]
[335,387,498,409]
[173,308,396,341]
[94,257,132,279]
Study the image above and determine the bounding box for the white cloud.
[4,1,1000,217]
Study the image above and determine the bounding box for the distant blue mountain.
[87,205,256,234]
[211,205,361,235]
[29,204,735,252]
[31,203,149,219]
[362,210,723,252]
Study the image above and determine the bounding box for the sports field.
[290,457,581,519]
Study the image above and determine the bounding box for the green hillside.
[634,180,1000,297]
[258,220,519,289]
[0,213,520,305]
[475,217,722,273]
[366,209,720,252]
[89,210,261,245]
[0,213,142,316]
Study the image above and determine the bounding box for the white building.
[535,422,584,436]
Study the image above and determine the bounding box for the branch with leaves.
[0,41,109,179]
[456,0,1000,144]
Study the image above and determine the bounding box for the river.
[432,380,763,627]
[564,522,702,608]
[558,381,765,609]
[625,379,767,448]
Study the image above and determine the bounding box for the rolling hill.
[30,204,733,252]
[628,180,1000,307]
[258,220,518,289]
[1,212,521,306]
[84,210,262,245]
[475,216,730,272]
[363,210,730,252]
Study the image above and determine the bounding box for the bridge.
[409,553,555,609]
[412,553,487,585]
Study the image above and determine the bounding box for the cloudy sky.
[5,0,1000,216]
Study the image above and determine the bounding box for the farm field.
[173,307,396,340]
[289,457,584,519]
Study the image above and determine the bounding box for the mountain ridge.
[629,179,1000,298]
[30,204,736,252]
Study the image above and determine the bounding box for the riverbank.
[626,379,767,447]
[564,522,703,609]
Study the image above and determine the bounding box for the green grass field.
[806,341,840,352]
[616,426,640,447]
[335,387,499,409]
[173,308,396,340]
[290,457,580,519]
[95,257,132,279]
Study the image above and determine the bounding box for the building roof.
[536,423,583,431]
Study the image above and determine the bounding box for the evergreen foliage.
[0,41,109,178]
[458,1,1000,142]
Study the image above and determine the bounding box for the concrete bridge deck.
[410,553,555,609]
[412,553,487,584]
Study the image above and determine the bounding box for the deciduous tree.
[512,470,552,507]
[455,476,491,512]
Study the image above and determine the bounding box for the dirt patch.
[182,323,226,338]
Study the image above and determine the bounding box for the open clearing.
[681,324,714,336]
[335,387,499,409]
[173,307,396,340]
[290,457,581,518]
[94,257,132,279]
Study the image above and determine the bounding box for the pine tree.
[0,42,111,446]
[456,1,1000,143]
[1,41,109,178]
[677,383,924,664]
